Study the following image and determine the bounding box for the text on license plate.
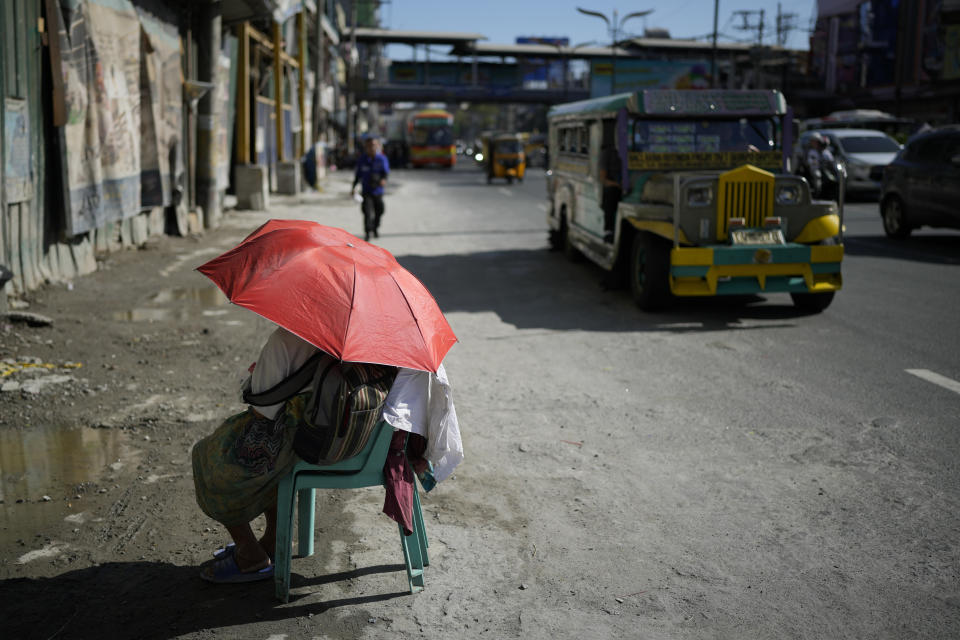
[730,229,785,245]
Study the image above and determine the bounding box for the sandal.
[213,542,274,562]
[200,547,274,584]
[212,543,236,560]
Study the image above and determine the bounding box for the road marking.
[497,187,514,197]
[537,203,548,212]
[906,369,960,396]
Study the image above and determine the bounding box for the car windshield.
[837,136,900,153]
[630,117,779,153]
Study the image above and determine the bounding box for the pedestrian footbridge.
[347,28,622,105]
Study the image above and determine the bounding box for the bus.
[407,109,456,168]
[546,89,843,312]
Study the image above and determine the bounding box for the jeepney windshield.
[629,117,780,153]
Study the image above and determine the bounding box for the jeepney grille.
[716,166,775,240]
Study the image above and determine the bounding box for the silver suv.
[796,128,901,195]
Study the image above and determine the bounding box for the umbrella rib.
[389,272,431,367]
[341,261,357,363]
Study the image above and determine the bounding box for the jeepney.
[546,89,844,312]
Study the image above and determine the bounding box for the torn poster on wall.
[53,0,180,236]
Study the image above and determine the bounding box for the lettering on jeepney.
[556,161,589,175]
[627,151,782,171]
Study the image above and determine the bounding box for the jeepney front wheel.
[630,232,671,311]
[790,290,835,312]
[789,237,837,312]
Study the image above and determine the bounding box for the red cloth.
[382,430,427,535]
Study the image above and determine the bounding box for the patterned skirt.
[192,394,308,527]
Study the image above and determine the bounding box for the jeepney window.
[580,126,589,153]
[629,118,780,153]
[563,127,579,155]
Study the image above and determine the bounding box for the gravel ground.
[1,166,957,640]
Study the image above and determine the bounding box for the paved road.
[379,161,960,637]
[5,159,956,639]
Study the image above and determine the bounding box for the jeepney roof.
[548,89,787,119]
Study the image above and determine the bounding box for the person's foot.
[233,542,271,573]
[373,228,379,239]
[364,231,371,241]
[200,547,273,583]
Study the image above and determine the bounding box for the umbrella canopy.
[197,220,457,372]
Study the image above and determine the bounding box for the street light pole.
[550,40,596,100]
[577,6,653,95]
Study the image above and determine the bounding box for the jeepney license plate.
[730,229,785,245]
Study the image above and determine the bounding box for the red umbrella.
[197,219,456,372]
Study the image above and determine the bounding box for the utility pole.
[734,9,765,46]
[196,0,222,229]
[346,0,358,155]
[776,3,798,48]
[711,0,719,88]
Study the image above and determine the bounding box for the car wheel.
[881,195,912,238]
[629,232,671,311]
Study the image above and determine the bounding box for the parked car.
[879,126,960,238]
[794,128,901,196]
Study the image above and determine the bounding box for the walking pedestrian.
[805,132,828,198]
[352,137,390,241]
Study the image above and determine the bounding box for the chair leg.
[398,522,425,593]
[297,488,316,557]
[413,484,429,567]
[274,474,297,603]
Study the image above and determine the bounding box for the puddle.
[0,425,138,542]
[113,286,231,322]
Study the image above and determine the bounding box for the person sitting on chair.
[192,327,320,583]
[192,326,462,583]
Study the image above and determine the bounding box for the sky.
[379,0,819,58]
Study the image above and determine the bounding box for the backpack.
[243,351,397,465]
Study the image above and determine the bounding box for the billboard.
[590,59,710,97]
[516,37,568,89]
[388,62,519,88]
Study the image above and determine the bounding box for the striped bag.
[243,352,397,465]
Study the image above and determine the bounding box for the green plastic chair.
[274,421,429,602]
